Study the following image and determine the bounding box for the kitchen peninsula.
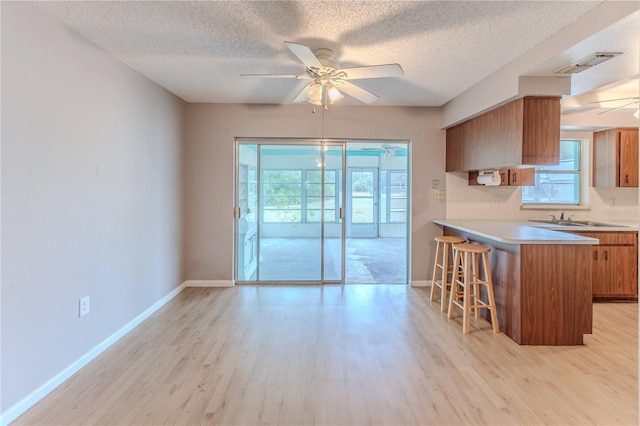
[434,220,599,346]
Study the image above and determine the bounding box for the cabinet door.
[508,168,534,186]
[592,247,610,297]
[619,128,638,187]
[592,246,638,298]
[499,169,508,186]
[592,129,617,187]
[608,245,638,297]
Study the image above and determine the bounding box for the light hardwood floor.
[14,286,638,425]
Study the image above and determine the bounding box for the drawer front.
[570,231,637,246]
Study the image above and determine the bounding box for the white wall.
[445,130,639,222]
[184,104,445,283]
[1,2,186,413]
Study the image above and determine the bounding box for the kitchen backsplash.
[445,172,639,223]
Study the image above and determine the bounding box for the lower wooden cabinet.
[569,231,638,301]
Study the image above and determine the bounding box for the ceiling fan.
[355,143,407,159]
[241,42,404,109]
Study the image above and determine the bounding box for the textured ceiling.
[36,1,627,107]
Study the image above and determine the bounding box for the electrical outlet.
[79,296,90,318]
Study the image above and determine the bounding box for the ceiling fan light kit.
[241,41,404,110]
[327,84,343,103]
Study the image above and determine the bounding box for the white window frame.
[521,139,589,209]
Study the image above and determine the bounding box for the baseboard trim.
[410,280,431,287]
[184,280,234,287]
[0,282,187,426]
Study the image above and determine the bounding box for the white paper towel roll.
[477,171,501,186]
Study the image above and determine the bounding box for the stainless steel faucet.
[560,212,565,220]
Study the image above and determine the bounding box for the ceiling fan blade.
[341,64,404,80]
[589,96,639,104]
[240,74,309,79]
[292,83,312,103]
[597,100,640,114]
[284,42,323,70]
[339,81,379,104]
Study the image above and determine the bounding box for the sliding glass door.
[235,141,345,283]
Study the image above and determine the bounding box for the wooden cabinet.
[620,129,639,187]
[507,168,534,186]
[592,128,638,187]
[444,226,593,345]
[468,167,534,186]
[569,231,638,301]
[446,96,560,172]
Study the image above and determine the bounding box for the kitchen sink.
[529,220,627,227]
[530,220,585,226]
[568,220,627,227]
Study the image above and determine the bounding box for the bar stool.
[430,235,465,312]
[447,243,499,334]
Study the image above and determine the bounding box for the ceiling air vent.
[554,52,623,75]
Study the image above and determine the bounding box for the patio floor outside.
[250,237,407,284]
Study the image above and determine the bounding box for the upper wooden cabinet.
[468,167,534,186]
[592,128,638,188]
[446,96,561,172]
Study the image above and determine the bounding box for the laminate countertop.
[433,219,600,245]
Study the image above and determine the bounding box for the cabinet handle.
[593,250,598,260]
[512,172,517,183]
[625,174,630,184]
[604,250,608,260]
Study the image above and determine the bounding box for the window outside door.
[347,168,378,238]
